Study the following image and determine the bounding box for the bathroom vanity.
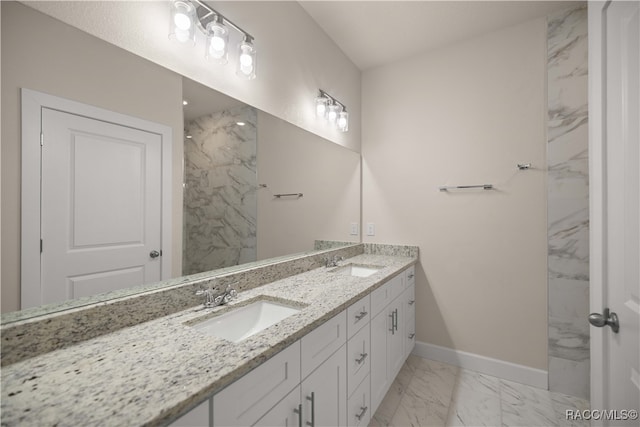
[1,244,417,426]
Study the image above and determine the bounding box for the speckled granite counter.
[1,251,417,426]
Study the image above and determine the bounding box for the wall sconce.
[315,90,349,132]
[169,0,257,80]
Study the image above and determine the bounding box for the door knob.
[588,308,619,333]
[149,250,161,259]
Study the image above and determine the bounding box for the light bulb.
[316,96,328,118]
[240,53,253,67]
[169,1,195,45]
[174,12,192,30]
[206,19,229,63]
[211,36,225,53]
[236,38,257,79]
[328,104,339,123]
[337,111,349,132]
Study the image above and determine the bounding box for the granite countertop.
[1,253,416,427]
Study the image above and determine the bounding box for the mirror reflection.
[0,2,360,319]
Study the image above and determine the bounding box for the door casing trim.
[20,88,173,309]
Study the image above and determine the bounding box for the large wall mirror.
[0,1,361,319]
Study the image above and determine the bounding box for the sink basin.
[191,300,301,343]
[331,263,383,278]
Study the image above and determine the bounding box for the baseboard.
[413,341,548,390]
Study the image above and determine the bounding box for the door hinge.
[40,133,44,146]
[40,239,43,253]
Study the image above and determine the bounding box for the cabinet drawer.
[347,375,371,427]
[371,274,402,315]
[301,311,347,379]
[405,266,415,287]
[347,322,370,398]
[347,295,370,338]
[405,283,415,320]
[213,341,301,426]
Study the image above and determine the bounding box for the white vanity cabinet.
[169,265,416,427]
[370,267,416,414]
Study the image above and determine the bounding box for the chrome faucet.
[196,282,238,308]
[325,255,344,268]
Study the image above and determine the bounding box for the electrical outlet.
[350,222,359,236]
[366,222,375,236]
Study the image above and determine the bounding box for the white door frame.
[588,1,606,416]
[21,88,173,309]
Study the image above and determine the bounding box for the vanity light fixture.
[169,0,257,79]
[316,89,349,132]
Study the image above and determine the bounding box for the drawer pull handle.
[408,273,414,279]
[294,404,303,427]
[355,311,368,321]
[408,333,415,339]
[306,392,315,427]
[408,300,415,306]
[355,406,368,421]
[388,312,395,334]
[389,309,398,333]
[355,352,368,364]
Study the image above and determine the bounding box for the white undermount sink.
[331,263,383,278]
[191,300,301,343]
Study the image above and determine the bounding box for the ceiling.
[299,1,581,70]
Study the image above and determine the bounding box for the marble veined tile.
[551,391,590,427]
[392,357,459,427]
[548,278,589,321]
[446,369,502,426]
[500,379,558,427]
[548,357,590,400]
[183,106,257,275]
[549,316,589,362]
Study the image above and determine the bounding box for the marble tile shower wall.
[183,106,258,275]
[546,5,589,399]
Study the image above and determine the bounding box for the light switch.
[366,222,375,236]
[350,222,359,236]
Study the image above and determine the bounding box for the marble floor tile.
[372,355,591,427]
[500,379,558,427]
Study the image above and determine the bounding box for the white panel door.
[40,108,163,304]
[590,0,640,423]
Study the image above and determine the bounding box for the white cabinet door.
[169,399,210,427]
[370,308,391,412]
[254,386,301,427]
[301,345,347,427]
[387,295,405,381]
